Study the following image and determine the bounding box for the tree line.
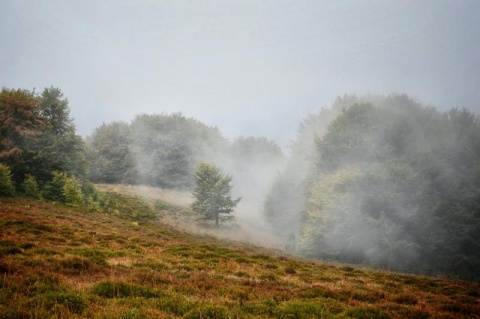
[3,85,479,279]
[265,94,480,279]
[0,86,281,222]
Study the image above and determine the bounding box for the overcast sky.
[1,0,480,148]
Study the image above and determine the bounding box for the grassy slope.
[0,195,479,319]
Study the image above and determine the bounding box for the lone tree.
[192,162,241,227]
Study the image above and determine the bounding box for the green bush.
[63,175,84,207]
[0,164,15,196]
[42,171,86,207]
[22,174,41,199]
[42,171,68,202]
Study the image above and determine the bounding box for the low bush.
[0,164,15,196]
[22,174,41,199]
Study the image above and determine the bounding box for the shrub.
[22,174,41,198]
[42,171,86,207]
[0,164,15,196]
[63,175,84,207]
[43,171,68,202]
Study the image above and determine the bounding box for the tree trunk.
[215,215,219,228]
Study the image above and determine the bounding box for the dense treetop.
[0,87,86,185]
[266,94,480,279]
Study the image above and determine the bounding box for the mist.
[2,1,480,150]
[2,1,480,278]
[270,94,480,278]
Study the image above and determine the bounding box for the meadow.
[0,191,479,318]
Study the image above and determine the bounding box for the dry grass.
[96,184,283,249]
[0,195,479,318]
[96,184,193,207]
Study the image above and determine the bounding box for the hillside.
[4,87,479,281]
[1,194,479,318]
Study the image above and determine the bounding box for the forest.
[1,87,479,280]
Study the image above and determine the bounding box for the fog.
[2,1,480,277]
[2,0,480,149]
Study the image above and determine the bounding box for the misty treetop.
[266,94,480,279]
[264,94,371,235]
[86,121,134,184]
[87,113,284,190]
[128,113,228,188]
[87,112,228,188]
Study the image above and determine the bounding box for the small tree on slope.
[0,164,15,196]
[192,162,241,227]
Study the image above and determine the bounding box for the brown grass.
[0,195,479,318]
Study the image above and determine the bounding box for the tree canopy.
[191,162,241,227]
[0,87,86,186]
[267,94,480,279]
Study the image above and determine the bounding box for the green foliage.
[87,121,134,184]
[86,113,284,194]
[0,88,46,186]
[0,164,15,196]
[263,96,364,237]
[36,87,87,181]
[39,87,75,135]
[42,171,69,202]
[192,162,241,226]
[41,171,117,213]
[0,87,86,186]
[128,113,228,188]
[85,113,231,189]
[22,174,41,198]
[298,95,480,278]
[63,175,84,207]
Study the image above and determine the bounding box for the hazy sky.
[1,0,480,148]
